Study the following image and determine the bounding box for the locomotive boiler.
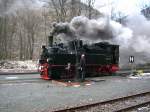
[38,35,119,80]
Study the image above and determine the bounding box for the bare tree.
[70,0,82,19]
[50,0,68,22]
[0,0,17,60]
[45,0,84,22]
[0,0,101,61]
[16,8,41,60]
[85,0,95,19]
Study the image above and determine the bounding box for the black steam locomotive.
[38,35,119,80]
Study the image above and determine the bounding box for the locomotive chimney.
[48,35,53,47]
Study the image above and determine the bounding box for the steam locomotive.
[38,35,119,80]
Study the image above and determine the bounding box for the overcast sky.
[83,0,150,15]
[1,0,149,17]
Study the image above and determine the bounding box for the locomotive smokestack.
[48,35,53,47]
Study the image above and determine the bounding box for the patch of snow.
[129,72,150,79]
[73,85,80,87]
[0,60,38,70]
[138,106,150,112]
[85,83,91,86]
[5,76,18,80]
[142,73,150,76]
[129,76,141,79]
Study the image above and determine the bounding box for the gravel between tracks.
[133,104,150,112]
[73,93,150,112]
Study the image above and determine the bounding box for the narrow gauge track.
[0,78,47,84]
[53,91,150,112]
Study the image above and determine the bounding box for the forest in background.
[0,0,101,60]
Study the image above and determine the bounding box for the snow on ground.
[129,73,150,79]
[0,60,38,73]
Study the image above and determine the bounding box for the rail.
[53,91,150,112]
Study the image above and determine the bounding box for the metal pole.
[74,40,80,82]
[131,63,133,75]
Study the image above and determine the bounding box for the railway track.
[53,91,150,112]
[0,78,47,84]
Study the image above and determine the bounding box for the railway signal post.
[129,56,135,75]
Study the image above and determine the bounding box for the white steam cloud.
[53,16,132,42]
[0,0,43,16]
[119,13,150,67]
[53,14,150,67]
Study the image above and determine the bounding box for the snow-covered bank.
[0,60,38,73]
[129,73,150,79]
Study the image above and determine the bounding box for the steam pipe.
[74,40,80,81]
[48,35,53,47]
